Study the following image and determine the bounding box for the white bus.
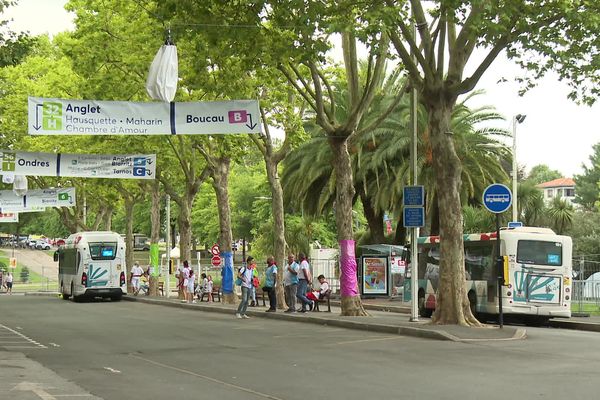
[55,231,127,301]
[404,226,572,323]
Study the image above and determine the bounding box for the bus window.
[464,243,494,281]
[517,240,563,266]
[89,243,118,260]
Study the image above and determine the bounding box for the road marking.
[103,367,121,373]
[334,336,402,345]
[130,353,285,400]
[49,343,61,348]
[0,324,47,348]
[11,381,56,400]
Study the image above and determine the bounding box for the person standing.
[264,256,278,312]
[284,254,299,312]
[296,252,313,312]
[130,262,144,296]
[236,256,255,319]
[180,261,190,302]
[5,272,13,295]
[186,268,196,303]
[206,275,214,302]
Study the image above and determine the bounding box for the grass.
[0,253,58,292]
[571,302,600,315]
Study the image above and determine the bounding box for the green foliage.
[526,164,563,185]
[546,197,574,235]
[462,206,495,234]
[566,211,600,258]
[19,266,29,283]
[574,143,600,211]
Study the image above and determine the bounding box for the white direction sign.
[0,187,75,211]
[28,97,261,135]
[0,150,156,179]
[0,213,18,222]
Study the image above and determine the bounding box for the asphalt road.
[2,295,600,400]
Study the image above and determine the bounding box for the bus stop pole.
[409,41,419,322]
[496,213,503,328]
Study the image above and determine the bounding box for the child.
[186,269,196,303]
[206,275,214,302]
[306,274,329,302]
[197,273,208,300]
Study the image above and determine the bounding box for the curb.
[548,319,600,332]
[123,296,518,342]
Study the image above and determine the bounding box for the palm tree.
[519,181,545,226]
[547,197,574,234]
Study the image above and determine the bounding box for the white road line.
[49,343,61,347]
[130,353,285,400]
[103,367,121,374]
[0,324,47,348]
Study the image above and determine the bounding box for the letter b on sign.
[228,110,247,124]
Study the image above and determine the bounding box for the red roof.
[536,178,575,188]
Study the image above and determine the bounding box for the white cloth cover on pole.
[12,175,27,196]
[2,174,14,184]
[146,44,178,102]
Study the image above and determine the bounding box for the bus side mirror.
[53,251,59,262]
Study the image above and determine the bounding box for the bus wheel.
[61,282,70,300]
[70,283,80,303]
[111,294,122,302]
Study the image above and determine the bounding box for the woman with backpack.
[235,256,255,319]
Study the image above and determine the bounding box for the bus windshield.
[517,240,563,266]
[89,242,117,260]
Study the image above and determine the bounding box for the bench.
[157,282,182,297]
[199,285,221,302]
[312,289,332,312]
[253,287,267,307]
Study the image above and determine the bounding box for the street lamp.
[512,114,526,222]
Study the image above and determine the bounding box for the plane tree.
[376,0,600,324]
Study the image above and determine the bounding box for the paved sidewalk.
[124,295,526,342]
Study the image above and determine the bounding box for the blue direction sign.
[482,184,512,214]
[403,207,425,228]
[403,186,425,207]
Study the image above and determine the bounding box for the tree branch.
[277,64,318,113]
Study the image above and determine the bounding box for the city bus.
[404,226,572,323]
[55,231,127,301]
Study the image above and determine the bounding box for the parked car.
[35,240,51,250]
[28,240,38,249]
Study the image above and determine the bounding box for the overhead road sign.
[482,184,512,214]
[0,213,18,222]
[28,97,262,135]
[0,150,156,179]
[0,187,75,211]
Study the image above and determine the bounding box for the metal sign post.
[482,184,513,329]
[403,186,425,322]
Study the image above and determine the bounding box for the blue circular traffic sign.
[482,184,512,214]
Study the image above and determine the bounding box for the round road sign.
[482,184,512,214]
[211,255,221,267]
[211,244,220,256]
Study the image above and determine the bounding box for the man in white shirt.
[296,252,313,312]
[130,262,144,296]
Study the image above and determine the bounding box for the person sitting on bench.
[306,275,329,302]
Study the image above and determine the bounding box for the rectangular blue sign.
[403,206,424,228]
[403,186,424,207]
[508,221,523,229]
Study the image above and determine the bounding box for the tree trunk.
[103,207,113,231]
[359,188,385,243]
[266,158,287,309]
[178,197,193,263]
[212,157,237,304]
[124,197,135,294]
[329,137,368,316]
[427,101,480,326]
[394,212,407,245]
[149,180,161,297]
